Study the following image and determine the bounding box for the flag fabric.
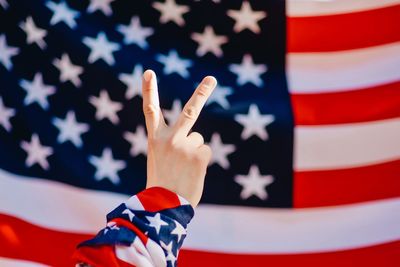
[0,0,399,266]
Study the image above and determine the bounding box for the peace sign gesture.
[142,70,217,207]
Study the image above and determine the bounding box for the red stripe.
[291,81,400,125]
[73,246,135,267]
[137,187,181,212]
[1,214,399,267]
[0,214,90,267]
[294,160,400,208]
[179,241,400,267]
[288,5,400,52]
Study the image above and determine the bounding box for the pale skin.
[142,70,217,208]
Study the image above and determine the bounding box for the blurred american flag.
[0,0,399,266]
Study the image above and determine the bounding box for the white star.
[209,133,235,169]
[153,0,189,26]
[52,111,89,148]
[0,97,15,132]
[19,16,47,49]
[89,148,126,185]
[235,165,274,200]
[191,26,228,57]
[83,32,120,65]
[0,0,9,9]
[89,90,122,124]
[0,34,19,71]
[119,65,143,100]
[87,0,115,16]
[171,220,186,243]
[122,208,135,221]
[229,54,267,87]
[21,134,53,170]
[53,53,83,87]
[124,125,147,157]
[46,1,79,29]
[206,84,233,109]
[117,16,154,49]
[156,50,192,78]
[104,221,120,234]
[19,73,56,110]
[234,104,274,140]
[163,99,182,125]
[227,2,267,34]
[160,240,176,263]
[145,213,168,235]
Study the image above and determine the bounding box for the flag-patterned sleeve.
[73,187,194,267]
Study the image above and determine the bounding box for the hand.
[141,70,217,208]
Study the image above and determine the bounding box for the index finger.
[142,70,164,137]
[173,76,217,136]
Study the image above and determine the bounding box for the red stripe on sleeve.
[136,187,182,212]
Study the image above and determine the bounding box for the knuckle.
[183,105,198,120]
[143,104,156,115]
[166,135,179,149]
[196,85,209,98]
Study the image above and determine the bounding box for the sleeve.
[72,187,195,267]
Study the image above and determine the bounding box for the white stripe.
[0,169,126,233]
[0,258,49,267]
[287,42,400,93]
[185,199,400,253]
[288,0,400,17]
[126,195,145,211]
[1,169,400,253]
[295,118,400,171]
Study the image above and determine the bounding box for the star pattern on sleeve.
[170,220,186,243]
[89,148,126,185]
[234,165,274,200]
[145,213,168,235]
[160,240,177,264]
[19,16,47,49]
[21,134,53,170]
[234,104,274,141]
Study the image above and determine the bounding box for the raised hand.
[142,70,217,208]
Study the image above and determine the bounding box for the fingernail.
[143,70,153,82]
[203,76,217,87]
